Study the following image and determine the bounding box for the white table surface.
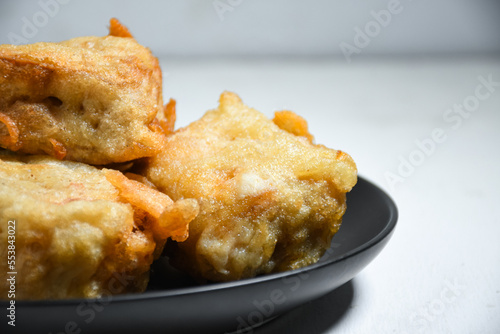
[160,55,500,334]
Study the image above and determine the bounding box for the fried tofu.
[0,151,198,300]
[144,92,357,281]
[0,20,167,164]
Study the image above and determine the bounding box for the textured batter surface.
[0,24,166,164]
[145,92,357,281]
[0,152,198,300]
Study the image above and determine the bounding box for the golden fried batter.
[145,92,357,281]
[273,110,314,143]
[0,151,198,300]
[0,19,167,164]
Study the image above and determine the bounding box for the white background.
[1,0,500,56]
[1,1,499,333]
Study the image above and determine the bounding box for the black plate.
[3,176,397,334]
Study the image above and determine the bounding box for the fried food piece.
[0,152,198,300]
[145,92,357,281]
[0,19,167,164]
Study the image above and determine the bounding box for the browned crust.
[0,20,168,164]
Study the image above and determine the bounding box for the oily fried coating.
[158,98,177,135]
[145,92,357,282]
[273,110,314,143]
[109,17,134,38]
[0,152,198,300]
[0,19,167,164]
[0,112,19,150]
[104,169,198,243]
